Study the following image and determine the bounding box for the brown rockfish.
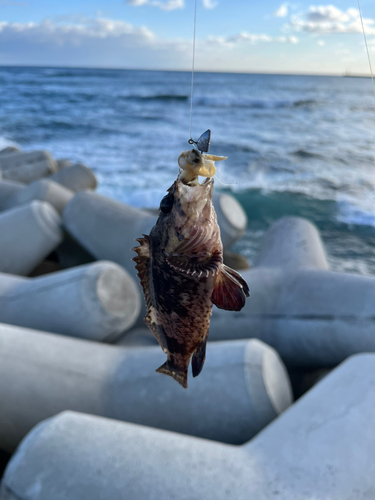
[132,149,249,388]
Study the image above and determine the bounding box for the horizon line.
[0,64,372,78]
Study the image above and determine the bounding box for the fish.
[132,148,249,389]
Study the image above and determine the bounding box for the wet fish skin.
[133,176,249,389]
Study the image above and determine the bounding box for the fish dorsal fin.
[132,235,169,351]
[166,250,222,278]
[132,234,152,312]
[211,265,249,311]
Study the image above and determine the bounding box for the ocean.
[1,66,375,275]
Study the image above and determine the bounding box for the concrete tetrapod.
[0,327,292,452]
[210,216,375,367]
[0,180,25,212]
[0,202,63,276]
[55,159,73,170]
[63,191,154,280]
[0,261,140,341]
[48,163,97,192]
[0,151,58,184]
[212,192,247,248]
[1,354,374,500]
[5,179,74,215]
[0,147,20,156]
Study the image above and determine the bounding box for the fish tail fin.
[156,361,188,389]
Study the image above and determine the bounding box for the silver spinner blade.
[197,129,211,153]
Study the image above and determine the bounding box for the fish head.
[155,175,220,254]
[160,176,214,224]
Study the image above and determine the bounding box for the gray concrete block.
[0,147,20,156]
[0,151,58,184]
[0,261,140,342]
[0,327,292,452]
[5,179,74,215]
[114,327,159,347]
[0,202,63,276]
[253,216,329,270]
[1,354,374,500]
[210,267,375,366]
[0,180,25,212]
[63,191,155,280]
[212,192,247,248]
[209,216,375,367]
[56,159,73,170]
[48,163,97,192]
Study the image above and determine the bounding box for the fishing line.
[214,173,238,186]
[189,0,197,140]
[357,0,375,96]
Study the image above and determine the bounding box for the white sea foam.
[0,136,17,152]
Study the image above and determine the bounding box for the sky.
[0,0,374,74]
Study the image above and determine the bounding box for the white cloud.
[2,16,298,70]
[274,3,289,18]
[207,32,299,46]
[317,39,325,45]
[125,0,216,10]
[202,0,217,9]
[0,17,156,42]
[290,4,375,35]
[0,17,193,68]
[126,0,148,5]
[155,0,184,11]
[126,0,183,10]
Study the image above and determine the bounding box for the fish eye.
[160,193,174,214]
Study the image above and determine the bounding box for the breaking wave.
[193,96,318,109]
[131,94,189,102]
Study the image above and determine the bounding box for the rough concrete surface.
[210,217,375,367]
[1,354,373,499]
[0,261,140,341]
[0,151,58,183]
[0,327,292,451]
[0,201,63,276]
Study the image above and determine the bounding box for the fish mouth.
[182,176,213,187]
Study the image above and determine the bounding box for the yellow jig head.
[178,149,227,184]
[178,130,227,184]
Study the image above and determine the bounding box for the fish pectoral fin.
[166,250,222,277]
[192,334,208,378]
[211,265,250,312]
[156,360,188,389]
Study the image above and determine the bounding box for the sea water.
[1,66,375,274]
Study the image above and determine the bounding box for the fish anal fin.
[192,333,208,378]
[211,265,249,312]
[156,360,188,389]
[167,250,222,278]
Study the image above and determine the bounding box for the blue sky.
[0,0,374,73]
